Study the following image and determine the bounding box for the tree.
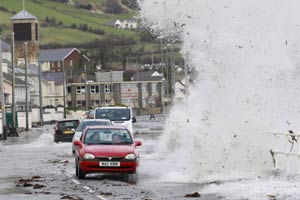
[114,37,135,70]
[105,0,124,14]
[92,38,115,70]
[121,0,138,10]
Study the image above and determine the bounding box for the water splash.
[139,0,300,182]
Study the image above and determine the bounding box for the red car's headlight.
[83,153,95,159]
[125,153,136,160]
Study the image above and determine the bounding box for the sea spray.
[139,0,300,182]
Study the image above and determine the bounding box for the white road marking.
[72,179,80,185]
[96,195,109,200]
[65,172,72,178]
[83,185,94,193]
[65,172,108,200]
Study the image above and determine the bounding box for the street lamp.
[11,32,16,129]
[24,42,29,131]
[38,53,44,125]
[0,39,7,139]
[84,65,88,111]
[167,43,175,105]
[62,60,66,118]
[157,35,164,73]
[184,52,190,123]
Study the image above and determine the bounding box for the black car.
[54,119,80,143]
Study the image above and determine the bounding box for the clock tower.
[10,10,39,65]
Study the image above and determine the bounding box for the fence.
[268,131,300,173]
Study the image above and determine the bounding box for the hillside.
[0,0,140,46]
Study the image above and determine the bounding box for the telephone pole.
[24,42,29,131]
[12,32,16,128]
[38,53,43,125]
[62,60,66,118]
[0,39,7,139]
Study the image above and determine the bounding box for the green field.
[0,0,139,45]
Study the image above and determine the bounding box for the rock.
[267,194,277,200]
[33,184,46,189]
[184,192,201,197]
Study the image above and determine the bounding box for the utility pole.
[84,65,88,111]
[38,53,43,125]
[169,43,175,105]
[11,32,16,128]
[62,60,66,118]
[184,53,190,123]
[24,42,29,131]
[110,70,113,105]
[0,39,7,140]
[165,46,169,111]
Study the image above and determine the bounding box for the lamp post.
[167,43,175,105]
[157,35,164,73]
[84,65,88,111]
[0,39,7,139]
[24,42,29,131]
[62,60,66,118]
[11,32,16,128]
[184,53,190,123]
[38,53,43,125]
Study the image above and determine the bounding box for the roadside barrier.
[268,130,300,173]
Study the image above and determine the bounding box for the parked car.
[83,110,95,119]
[72,119,112,154]
[73,125,142,182]
[87,110,95,119]
[54,119,80,143]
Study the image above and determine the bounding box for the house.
[66,70,164,114]
[42,71,64,107]
[39,48,89,79]
[108,18,138,29]
[95,71,124,82]
[1,40,11,62]
[121,19,137,29]
[114,19,122,28]
[131,71,165,81]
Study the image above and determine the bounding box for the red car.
[73,125,142,181]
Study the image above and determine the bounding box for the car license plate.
[99,162,120,167]
[63,130,73,134]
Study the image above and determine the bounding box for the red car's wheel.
[75,159,78,177]
[76,158,85,179]
[123,173,137,184]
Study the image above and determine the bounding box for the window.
[91,85,99,94]
[55,99,59,106]
[48,82,54,93]
[104,84,113,93]
[69,60,73,66]
[76,86,86,94]
[142,99,147,108]
[67,86,71,94]
[142,84,147,92]
[91,100,100,106]
[77,100,86,107]
[152,83,157,92]
[123,83,136,88]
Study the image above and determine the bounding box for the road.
[0,116,217,200]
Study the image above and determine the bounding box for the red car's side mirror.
[74,141,83,148]
[134,140,142,147]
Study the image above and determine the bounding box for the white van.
[94,107,136,134]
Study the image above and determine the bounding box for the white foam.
[139,0,300,182]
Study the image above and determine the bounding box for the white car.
[94,107,136,135]
[72,119,112,154]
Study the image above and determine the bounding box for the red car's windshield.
[84,128,133,145]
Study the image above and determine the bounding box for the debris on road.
[184,192,201,197]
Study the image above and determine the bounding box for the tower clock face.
[13,23,32,41]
